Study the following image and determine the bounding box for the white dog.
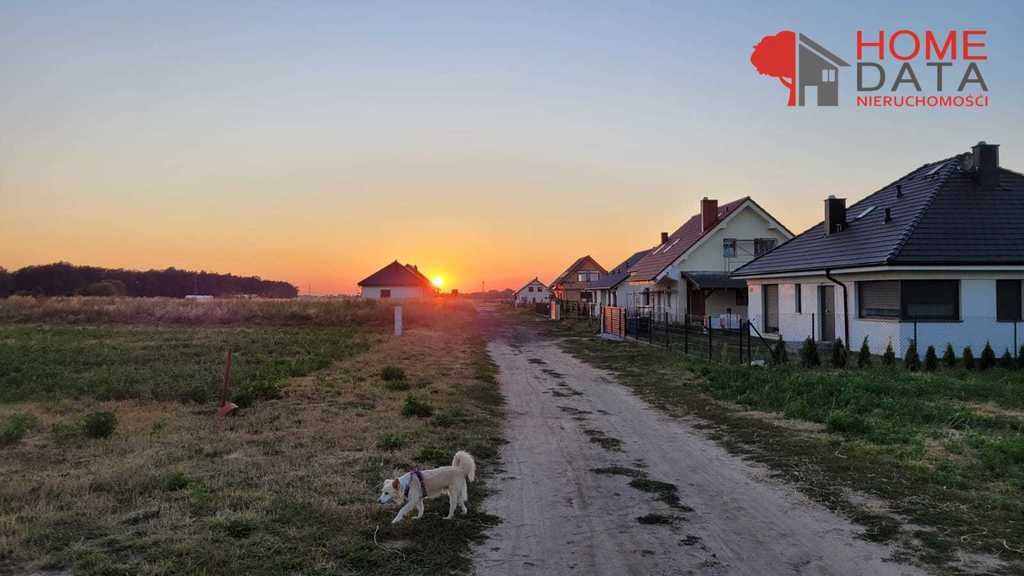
[378,450,476,524]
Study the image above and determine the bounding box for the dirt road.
[471,320,925,576]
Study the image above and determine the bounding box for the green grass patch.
[0,324,366,403]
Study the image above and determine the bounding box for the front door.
[819,285,835,341]
[688,286,705,319]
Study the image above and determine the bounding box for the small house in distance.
[734,142,1024,357]
[513,278,550,306]
[357,261,434,300]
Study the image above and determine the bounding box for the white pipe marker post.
[394,305,403,336]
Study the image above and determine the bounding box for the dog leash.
[403,466,425,501]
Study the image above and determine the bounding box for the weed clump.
[882,342,896,366]
[377,432,406,450]
[924,346,939,371]
[432,407,467,428]
[979,342,996,371]
[799,338,820,368]
[401,395,433,418]
[857,337,871,368]
[942,344,957,368]
[827,411,869,436]
[904,340,920,372]
[830,338,846,368]
[83,411,117,439]
[0,413,40,445]
[161,470,191,491]
[381,366,406,382]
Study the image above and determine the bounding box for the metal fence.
[609,306,779,365]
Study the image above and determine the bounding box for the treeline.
[0,263,298,299]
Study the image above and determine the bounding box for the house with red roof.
[357,261,434,299]
[627,197,792,325]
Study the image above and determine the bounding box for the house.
[625,197,793,325]
[513,278,550,306]
[590,249,652,310]
[733,142,1024,357]
[357,261,434,299]
[549,255,607,313]
[797,33,849,107]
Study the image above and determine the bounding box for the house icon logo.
[751,31,850,107]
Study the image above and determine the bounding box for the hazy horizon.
[3,1,1022,294]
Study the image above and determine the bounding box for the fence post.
[1015,321,1019,357]
[914,321,918,346]
[665,312,670,350]
[684,314,689,355]
[708,323,713,361]
[811,313,815,342]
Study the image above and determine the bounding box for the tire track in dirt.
[471,320,927,576]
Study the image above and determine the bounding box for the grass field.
[524,310,1024,574]
[0,297,503,575]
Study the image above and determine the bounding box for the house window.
[723,238,737,258]
[642,288,650,307]
[763,284,779,333]
[577,271,599,282]
[380,289,392,299]
[996,280,1022,322]
[528,286,534,292]
[858,281,899,318]
[754,238,777,257]
[902,280,959,321]
[794,283,802,313]
[821,68,836,82]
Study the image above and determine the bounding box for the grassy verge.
[0,298,502,575]
[531,314,1024,574]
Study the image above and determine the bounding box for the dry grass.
[0,299,502,575]
[0,295,393,326]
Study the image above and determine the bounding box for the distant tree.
[751,31,797,106]
[942,344,957,368]
[904,340,920,371]
[9,263,297,299]
[979,342,996,371]
[799,337,820,368]
[83,280,127,297]
[924,346,938,371]
[857,337,872,368]
[830,338,847,368]
[882,342,896,366]
[1018,346,1024,370]
[962,346,976,370]
[0,268,11,298]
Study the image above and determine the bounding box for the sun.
[432,275,444,288]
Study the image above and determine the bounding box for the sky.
[2,1,1022,294]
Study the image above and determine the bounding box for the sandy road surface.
[471,319,925,576]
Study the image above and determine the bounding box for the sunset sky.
[2,1,1023,294]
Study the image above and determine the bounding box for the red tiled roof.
[358,261,433,288]
[629,198,748,281]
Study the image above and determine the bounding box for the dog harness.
[403,467,425,501]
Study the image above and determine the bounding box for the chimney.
[700,197,718,232]
[660,231,669,244]
[825,196,847,235]
[968,141,1000,188]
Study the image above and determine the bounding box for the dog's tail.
[452,450,476,483]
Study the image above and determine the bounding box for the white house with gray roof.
[733,142,1024,358]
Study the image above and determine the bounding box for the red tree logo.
[751,31,796,106]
